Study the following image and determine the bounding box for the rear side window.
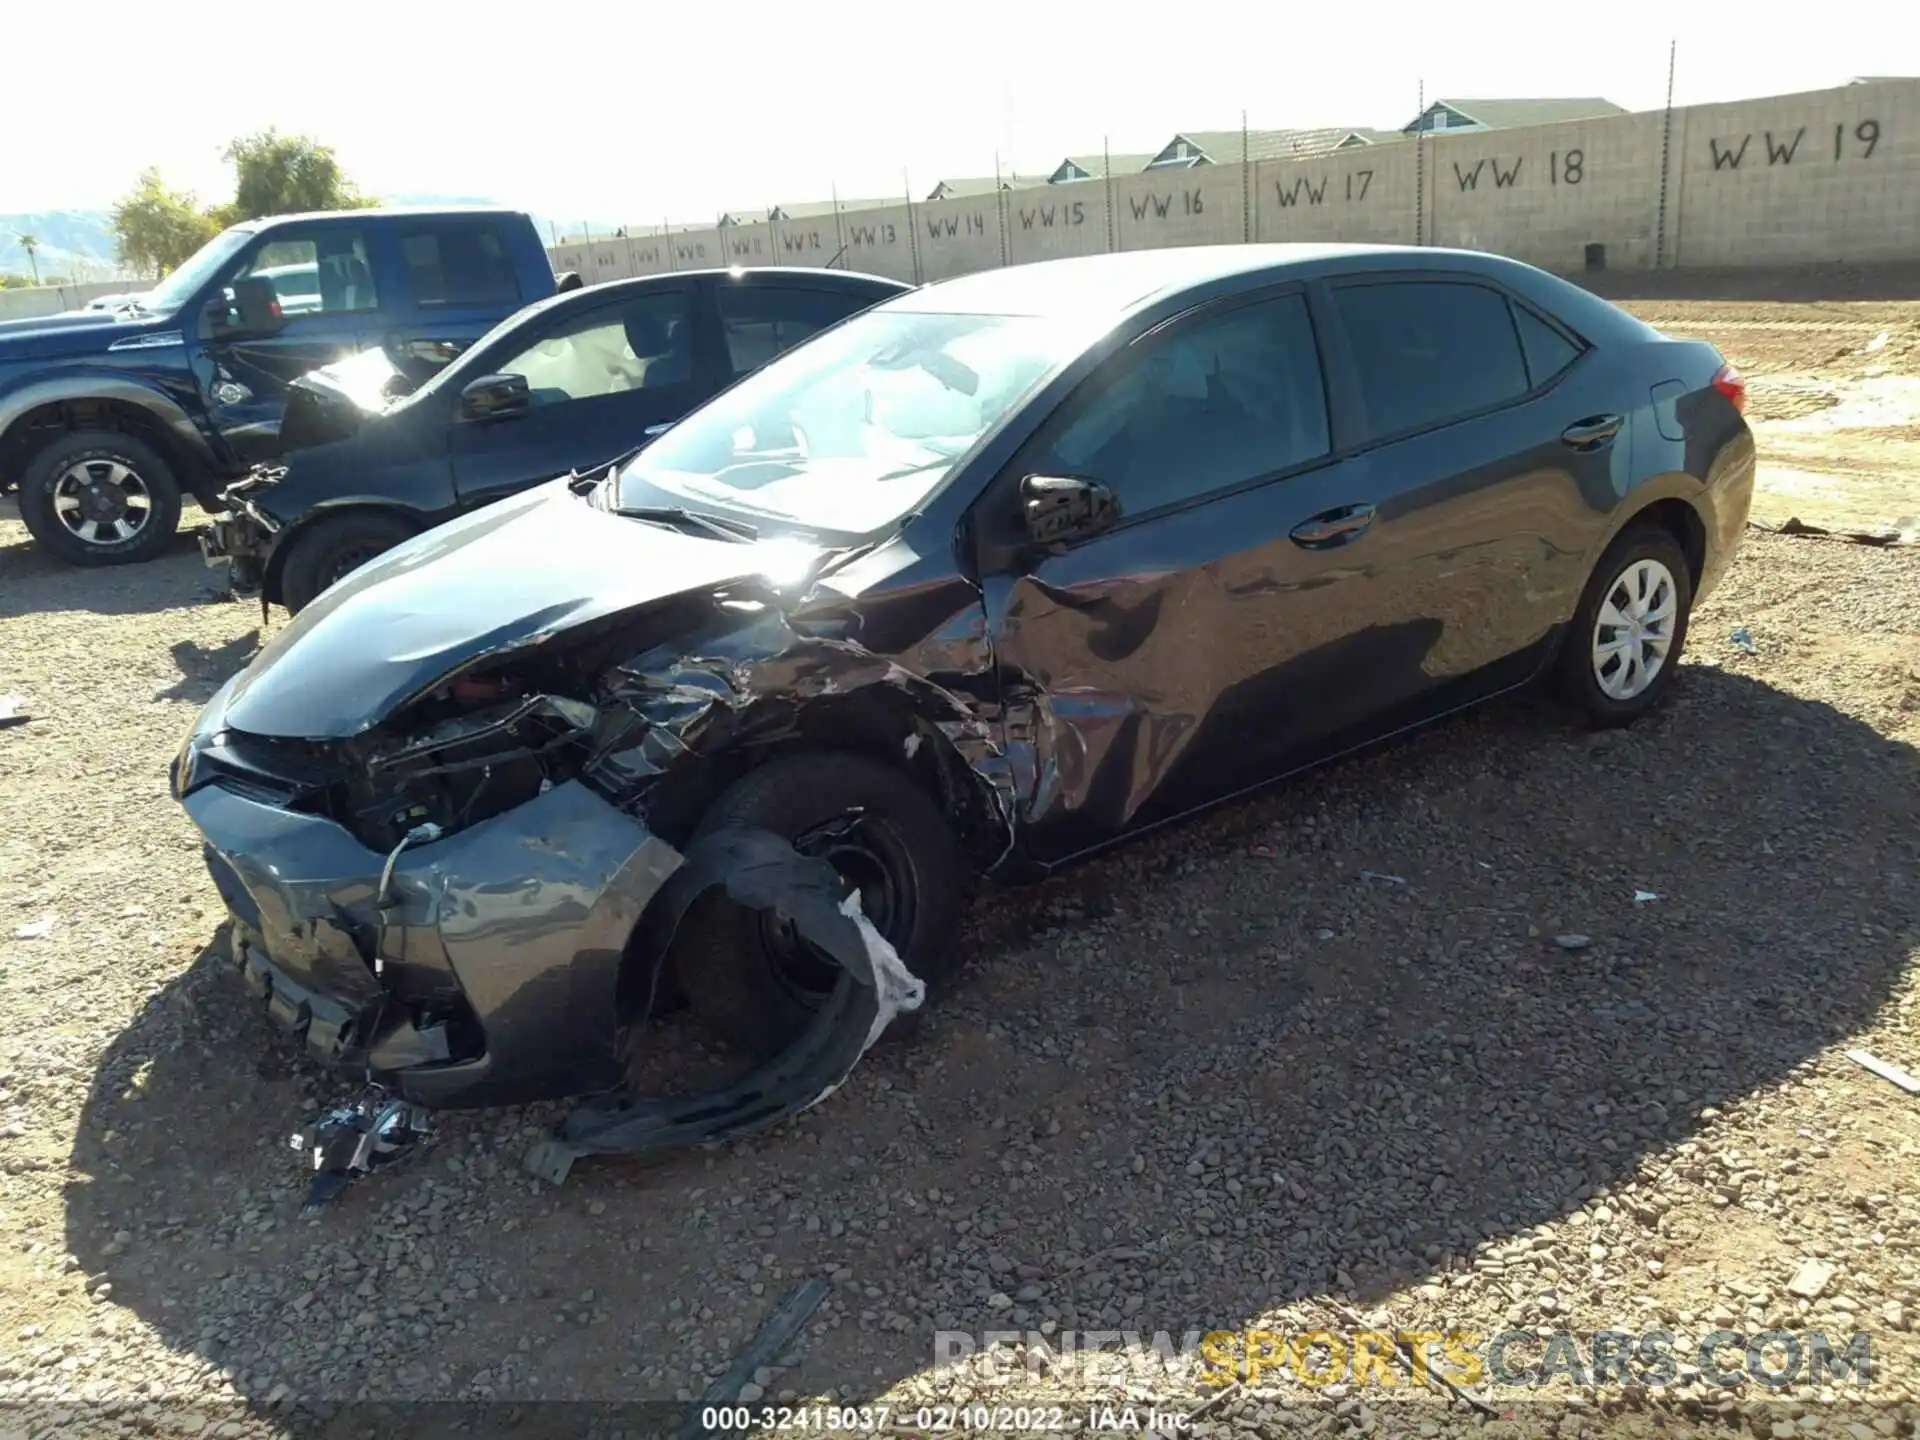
[1513,305,1582,387]
[717,284,875,375]
[1039,290,1330,517]
[1332,280,1530,440]
[400,226,521,308]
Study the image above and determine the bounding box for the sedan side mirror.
[459,372,531,422]
[1021,473,1119,547]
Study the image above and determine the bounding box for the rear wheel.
[278,512,417,613]
[671,751,963,1058]
[17,429,182,567]
[1556,523,1694,727]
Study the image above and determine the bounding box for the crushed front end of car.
[171,478,1007,1195]
[197,465,284,600]
[198,349,416,601]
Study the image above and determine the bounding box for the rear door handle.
[1289,503,1376,549]
[1561,414,1624,451]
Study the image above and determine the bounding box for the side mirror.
[207,276,285,337]
[459,372,531,422]
[1021,473,1119,547]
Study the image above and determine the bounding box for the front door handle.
[1289,503,1376,549]
[1561,414,1624,451]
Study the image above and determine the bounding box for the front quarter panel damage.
[591,576,1017,870]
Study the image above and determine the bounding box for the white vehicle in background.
[81,292,147,312]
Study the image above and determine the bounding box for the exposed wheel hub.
[760,812,915,1007]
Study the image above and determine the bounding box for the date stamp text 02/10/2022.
[697,1404,1194,1431]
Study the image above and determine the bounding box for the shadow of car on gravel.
[155,633,262,706]
[0,507,233,621]
[61,664,1919,1429]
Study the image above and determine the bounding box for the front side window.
[496,291,693,405]
[1332,280,1530,440]
[1036,291,1330,516]
[234,231,377,315]
[717,284,872,376]
[618,306,1087,537]
[400,225,521,308]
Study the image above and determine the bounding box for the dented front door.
[980,286,1448,867]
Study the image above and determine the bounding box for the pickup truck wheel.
[278,513,417,614]
[18,430,182,567]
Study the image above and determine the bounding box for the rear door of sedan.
[1318,272,1616,696]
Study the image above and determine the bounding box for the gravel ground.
[0,298,1917,1440]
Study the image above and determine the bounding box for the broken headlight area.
[318,688,604,852]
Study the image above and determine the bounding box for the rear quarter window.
[1513,304,1583,387]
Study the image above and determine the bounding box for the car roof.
[680,266,910,289]
[894,243,1517,317]
[499,266,910,332]
[237,206,531,231]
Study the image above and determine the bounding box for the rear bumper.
[1695,422,1757,606]
[185,774,683,1109]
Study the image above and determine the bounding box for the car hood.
[0,309,174,360]
[220,479,831,740]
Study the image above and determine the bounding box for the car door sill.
[1030,629,1565,877]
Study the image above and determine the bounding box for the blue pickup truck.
[0,207,560,566]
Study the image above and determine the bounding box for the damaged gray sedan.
[172,244,1753,1179]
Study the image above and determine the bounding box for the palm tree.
[15,234,40,285]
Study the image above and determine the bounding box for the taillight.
[1711,362,1746,414]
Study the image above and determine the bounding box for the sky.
[6,0,1917,229]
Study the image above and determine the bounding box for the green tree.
[214,130,375,224]
[111,168,220,277]
[14,233,39,284]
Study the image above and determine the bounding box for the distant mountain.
[0,211,121,280]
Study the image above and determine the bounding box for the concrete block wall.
[1254,142,1418,246]
[1423,110,1664,272]
[550,79,1920,285]
[1669,81,1920,266]
[0,279,149,322]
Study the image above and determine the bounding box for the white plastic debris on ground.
[842,890,925,1054]
[805,892,927,1112]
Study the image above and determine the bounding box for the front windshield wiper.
[611,505,758,542]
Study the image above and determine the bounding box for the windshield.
[142,227,256,314]
[613,308,1084,536]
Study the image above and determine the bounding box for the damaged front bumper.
[175,680,924,1171]
[196,469,283,599]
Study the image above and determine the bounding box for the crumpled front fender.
[530,826,925,1182]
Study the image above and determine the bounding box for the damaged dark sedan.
[172,243,1753,1178]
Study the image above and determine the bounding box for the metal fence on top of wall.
[548,78,1919,288]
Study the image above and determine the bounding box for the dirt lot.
[1,297,1918,1439]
